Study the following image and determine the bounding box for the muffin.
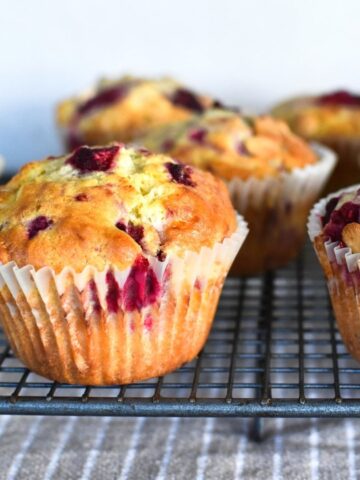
[134,109,336,275]
[272,90,360,192]
[308,185,360,362]
[56,75,222,150]
[0,144,247,385]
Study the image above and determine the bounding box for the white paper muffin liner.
[227,143,337,274]
[308,185,360,361]
[227,143,336,210]
[0,216,248,385]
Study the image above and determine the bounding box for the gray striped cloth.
[0,415,358,479]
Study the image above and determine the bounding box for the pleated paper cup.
[0,216,248,386]
[308,185,360,362]
[227,143,337,275]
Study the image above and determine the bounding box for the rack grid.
[0,240,360,419]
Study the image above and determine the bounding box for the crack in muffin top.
[134,109,317,181]
[0,144,236,272]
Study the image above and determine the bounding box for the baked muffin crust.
[135,109,317,181]
[0,144,236,272]
[272,90,360,139]
[57,76,221,149]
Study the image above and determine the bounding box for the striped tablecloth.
[0,415,358,479]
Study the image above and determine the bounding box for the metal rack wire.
[1,241,360,418]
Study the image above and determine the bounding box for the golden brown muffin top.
[272,90,360,139]
[0,144,236,273]
[56,75,221,150]
[134,110,317,181]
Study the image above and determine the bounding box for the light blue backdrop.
[1,0,360,172]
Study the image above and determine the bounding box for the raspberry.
[165,162,196,187]
[318,90,360,106]
[122,256,160,311]
[28,216,53,239]
[171,88,204,112]
[189,128,207,143]
[323,201,360,242]
[67,145,120,173]
[78,85,128,115]
[116,221,144,246]
[105,271,121,313]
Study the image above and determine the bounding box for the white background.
[1,0,360,172]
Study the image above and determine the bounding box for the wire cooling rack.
[1,240,360,419]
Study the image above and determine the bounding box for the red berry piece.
[145,268,160,305]
[322,197,340,227]
[189,128,207,143]
[323,201,360,242]
[127,223,144,245]
[144,314,153,331]
[122,256,160,311]
[116,221,144,246]
[28,216,53,239]
[88,279,101,314]
[115,222,127,232]
[156,249,166,262]
[341,202,360,222]
[171,88,204,113]
[105,271,121,314]
[67,145,120,174]
[78,85,128,116]
[318,90,360,106]
[165,162,196,187]
[74,193,88,202]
